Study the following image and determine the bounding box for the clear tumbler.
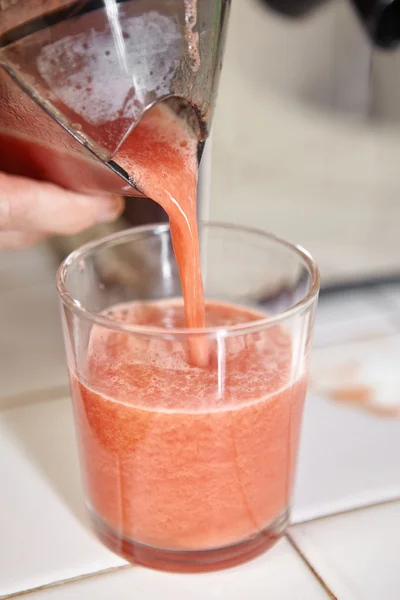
[57,222,319,572]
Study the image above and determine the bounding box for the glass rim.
[56,221,320,338]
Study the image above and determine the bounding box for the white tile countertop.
[1,245,400,599]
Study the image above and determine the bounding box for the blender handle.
[259,0,400,48]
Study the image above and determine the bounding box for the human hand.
[0,172,124,249]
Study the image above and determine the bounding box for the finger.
[0,231,46,250]
[0,173,125,235]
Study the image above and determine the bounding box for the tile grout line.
[2,497,399,597]
[285,534,339,600]
[0,564,132,599]
[293,495,400,527]
[288,494,400,599]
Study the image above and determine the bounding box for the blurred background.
[210,0,400,286]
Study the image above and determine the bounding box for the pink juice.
[70,300,306,562]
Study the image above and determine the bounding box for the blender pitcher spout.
[0,0,230,197]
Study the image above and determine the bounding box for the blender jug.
[0,0,230,198]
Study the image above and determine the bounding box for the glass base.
[89,509,289,573]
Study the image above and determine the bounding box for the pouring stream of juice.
[66,99,306,563]
[115,103,208,367]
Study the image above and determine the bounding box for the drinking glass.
[56,222,319,572]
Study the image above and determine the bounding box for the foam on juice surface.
[86,299,293,412]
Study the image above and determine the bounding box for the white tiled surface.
[0,399,125,598]
[311,334,400,415]
[10,539,330,600]
[1,242,400,597]
[291,501,400,600]
[311,289,400,416]
[0,282,68,401]
[293,393,400,523]
[3,390,399,597]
